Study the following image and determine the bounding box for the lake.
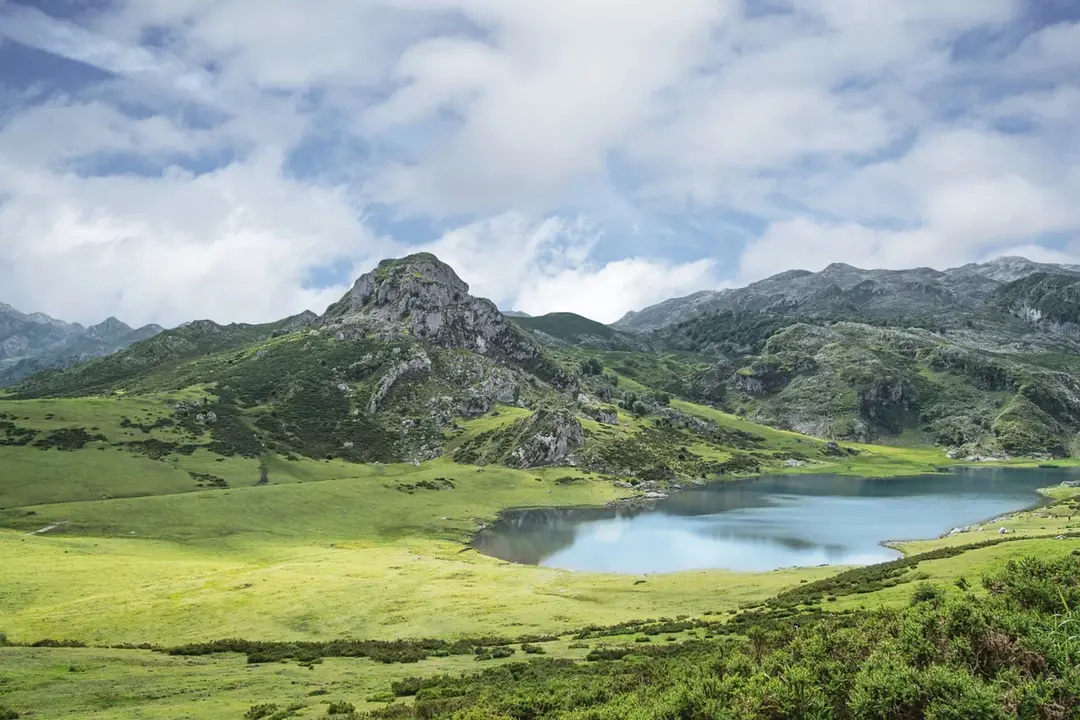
[474,467,1079,574]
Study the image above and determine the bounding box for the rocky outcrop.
[325,255,525,352]
[321,253,572,389]
[509,409,585,468]
[366,350,432,415]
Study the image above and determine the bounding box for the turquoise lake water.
[474,467,1079,574]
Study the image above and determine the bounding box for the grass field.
[3,394,1080,718]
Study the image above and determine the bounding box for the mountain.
[604,257,1080,456]
[10,254,592,467]
[614,257,1080,344]
[0,303,164,386]
[9,252,1080,464]
[510,312,652,351]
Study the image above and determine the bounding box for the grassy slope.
[0,390,947,649]
[511,312,619,340]
[4,375,1080,717]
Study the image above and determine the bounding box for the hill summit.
[322,253,536,360]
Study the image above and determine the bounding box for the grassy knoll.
[670,398,954,477]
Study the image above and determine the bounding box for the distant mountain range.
[0,303,163,386]
[614,256,1080,348]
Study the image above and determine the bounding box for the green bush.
[356,555,1080,720]
[244,705,279,720]
[326,701,355,715]
[911,582,944,605]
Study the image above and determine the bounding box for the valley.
[1,253,1079,719]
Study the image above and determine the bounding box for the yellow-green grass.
[0,442,400,511]
[0,395,406,509]
[826,535,1080,613]
[670,398,957,477]
[2,394,1065,649]
[1,395,205,444]
[0,526,836,646]
[6,634,710,720]
[889,486,1080,555]
[0,458,842,645]
[0,645,519,719]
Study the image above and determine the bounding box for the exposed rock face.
[367,350,432,414]
[596,407,619,425]
[325,253,527,353]
[997,273,1080,337]
[509,409,585,468]
[272,310,319,335]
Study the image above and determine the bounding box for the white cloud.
[0,143,387,327]
[512,258,717,324]
[0,0,1077,327]
[420,213,717,323]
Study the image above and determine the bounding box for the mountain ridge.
[613,256,1080,337]
[8,251,1080,463]
[0,302,164,386]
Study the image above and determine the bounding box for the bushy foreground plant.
[356,555,1080,719]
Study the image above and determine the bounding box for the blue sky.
[0,0,1077,326]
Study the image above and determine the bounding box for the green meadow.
[2,394,1079,718]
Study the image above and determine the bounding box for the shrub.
[327,701,355,715]
[244,705,279,720]
[390,677,424,697]
[911,582,944,605]
[520,643,546,654]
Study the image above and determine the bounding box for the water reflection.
[474,467,1078,574]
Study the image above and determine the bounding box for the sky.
[0,0,1078,328]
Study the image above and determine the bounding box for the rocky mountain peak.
[88,317,132,338]
[337,252,472,319]
[321,253,539,363]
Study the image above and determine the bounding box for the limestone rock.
[367,350,432,415]
[321,253,547,369]
[509,409,585,468]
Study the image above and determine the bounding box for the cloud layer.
[0,0,1077,325]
